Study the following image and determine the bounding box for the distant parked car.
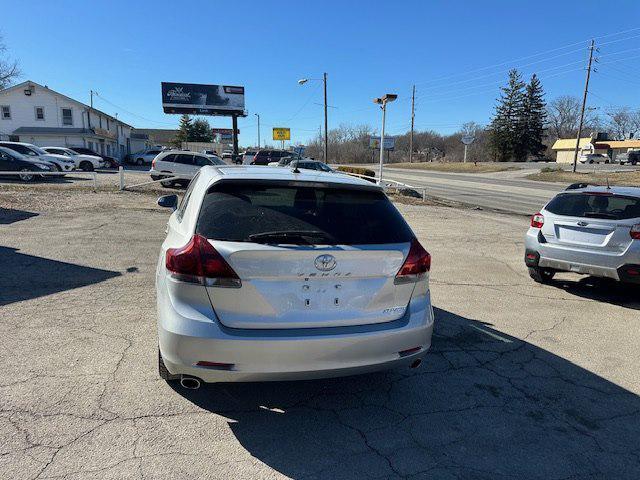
[0,141,75,173]
[131,148,163,166]
[0,146,54,181]
[526,185,640,285]
[579,153,610,164]
[42,147,104,171]
[204,153,226,165]
[66,147,118,169]
[290,159,334,172]
[616,151,640,166]
[251,149,291,166]
[150,151,227,187]
[242,150,257,165]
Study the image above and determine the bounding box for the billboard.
[211,128,238,143]
[161,82,245,116]
[273,128,291,141]
[369,136,395,151]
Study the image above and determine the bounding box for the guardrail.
[0,170,97,190]
[339,171,427,201]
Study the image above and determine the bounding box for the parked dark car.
[251,149,291,165]
[0,146,53,182]
[69,147,120,168]
[617,151,640,166]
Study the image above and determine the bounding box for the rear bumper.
[158,291,434,383]
[525,228,640,282]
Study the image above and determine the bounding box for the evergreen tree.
[172,114,193,146]
[523,74,547,159]
[489,69,526,161]
[190,119,213,142]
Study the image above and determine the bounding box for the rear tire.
[158,349,178,381]
[19,168,34,182]
[528,267,555,284]
[79,161,94,172]
[160,177,174,187]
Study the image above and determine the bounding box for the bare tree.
[0,35,20,89]
[546,95,600,139]
[606,107,635,139]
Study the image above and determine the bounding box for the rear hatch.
[195,180,420,329]
[541,192,640,253]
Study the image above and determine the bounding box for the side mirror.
[157,194,178,211]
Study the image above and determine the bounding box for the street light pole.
[323,72,328,163]
[374,94,397,185]
[254,113,260,148]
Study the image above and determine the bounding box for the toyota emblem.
[314,254,337,271]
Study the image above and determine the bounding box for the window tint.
[175,154,194,165]
[196,182,414,245]
[546,193,640,220]
[148,150,161,155]
[1,144,37,156]
[161,154,176,163]
[194,155,211,167]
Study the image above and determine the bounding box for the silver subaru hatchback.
[156,166,434,388]
[525,185,640,284]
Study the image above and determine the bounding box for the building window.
[106,118,109,130]
[35,106,45,121]
[62,108,73,125]
[1,105,10,119]
[99,116,102,129]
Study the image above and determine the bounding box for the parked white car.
[131,148,163,166]
[150,150,228,187]
[0,141,76,173]
[42,147,104,171]
[155,165,433,388]
[579,153,610,164]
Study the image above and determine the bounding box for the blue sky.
[3,0,640,146]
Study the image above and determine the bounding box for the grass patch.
[389,162,520,173]
[526,170,640,187]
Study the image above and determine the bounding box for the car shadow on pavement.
[551,276,640,311]
[0,246,121,306]
[171,307,640,479]
[0,207,38,225]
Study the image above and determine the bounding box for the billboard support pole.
[232,115,239,163]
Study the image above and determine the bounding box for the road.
[378,167,564,215]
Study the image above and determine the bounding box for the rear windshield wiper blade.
[248,230,336,244]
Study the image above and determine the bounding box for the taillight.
[152,157,156,168]
[166,234,241,287]
[531,213,544,228]
[631,224,640,240]
[395,238,431,284]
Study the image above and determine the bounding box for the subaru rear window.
[546,193,640,220]
[196,181,414,244]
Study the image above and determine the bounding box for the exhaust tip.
[410,358,422,369]
[180,375,202,390]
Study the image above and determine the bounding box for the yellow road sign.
[272,128,291,141]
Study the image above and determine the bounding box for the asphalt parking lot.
[1,184,639,479]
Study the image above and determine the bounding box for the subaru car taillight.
[531,213,544,228]
[166,235,241,288]
[631,224,640,240]
[395,238,431,284]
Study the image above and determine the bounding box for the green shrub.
[336,166,376,182]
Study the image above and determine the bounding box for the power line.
[92,92,175,126]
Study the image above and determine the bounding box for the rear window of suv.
[196,181,414,244]
[546,193,640,220]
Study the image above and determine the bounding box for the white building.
[0,80,134,159]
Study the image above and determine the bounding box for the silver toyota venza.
[156,166,434,388]
[525,185,640,285]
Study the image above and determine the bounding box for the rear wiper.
[582,212,617,219]
[248,230,336,244]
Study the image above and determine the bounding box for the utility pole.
[409,85,415,163]
[572,39,596,173]
[254,113,260,148]
[323,72,328,163]
[88,90,94,129]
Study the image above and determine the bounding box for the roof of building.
[12,127,94,135]
[0,80,134,128]
[551,138,592,150]
[594,140,640,149]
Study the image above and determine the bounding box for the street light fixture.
[298,73,328,162]
[374,94,397,184]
